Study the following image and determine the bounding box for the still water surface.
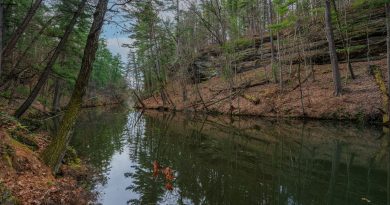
[49,107,389,205]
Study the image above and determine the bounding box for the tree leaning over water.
[13,0,88,118]
[42,0,110,173]
[2,0,43,59]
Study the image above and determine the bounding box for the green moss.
[0,181,18,205]
[355,109,366,124]
[15,86,29,97]
[46,181,55,187]
[68,158,82,169]
[256,70,267,81]
[0,112,40,150]
[9,133,38,151]
[373,67,389,123]
[222,38,254,52]
[0,90,11,99]
[63,146,80,166]
[41,100,83,173]
[3,155,13,168]
[352,0,385,9]
[0,142,14,168]
[336,45,366,53]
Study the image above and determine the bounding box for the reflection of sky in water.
[66,108,388,205]
[96,145,138,204]
[96,111,143,204]
[80,111,196,205]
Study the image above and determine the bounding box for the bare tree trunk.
[176,0,187,103]
[2,0,43,58]
[298,62,305,115]
[276,13,282,90]
[7,77,18,106]
[330,0,355,80]
[52,77,62,112]
[0,2,3,77]
[268,0,277,83]
[14,0,88,118]
[324,0,342,96]
[41,0,109,173]
[387,3,390,114]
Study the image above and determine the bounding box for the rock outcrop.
[189,6,386,82]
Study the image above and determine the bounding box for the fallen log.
[209,80,269,93]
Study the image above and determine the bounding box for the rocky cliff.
[189,6,386,82]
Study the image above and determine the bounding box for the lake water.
[51,106,389,205]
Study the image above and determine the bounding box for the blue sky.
[101,0,176,64]
[101,1,133,64]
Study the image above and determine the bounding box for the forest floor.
[141,59,387,122]
[0,85,129,204]
[0,112,95,205]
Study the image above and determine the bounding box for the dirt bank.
[140,59,386,122]
[0,113,94,205]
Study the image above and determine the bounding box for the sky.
[101,0,177,65]
[101,1,133,64]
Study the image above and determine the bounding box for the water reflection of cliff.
[62,108,388,205]
[126,110,387,205]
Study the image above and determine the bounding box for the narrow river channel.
[45,106,388,205]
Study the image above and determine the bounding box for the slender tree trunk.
[324,0,342,96]
[343,4,354,80]
[14,0,88,118]
[176,0,187,103]
[276,13,282,90]
[268,0,277,83]
[2,0,43,58]
[13,16,54,69]
[330,0,355,79]
[0,1,3,77]
[387,134,390,205]
[7,77,18,106]
[41,0,109,173]
[52,77,61,112]
[1,16,54,87]
[387,3,390,115]
[298,62,305,115]
[366,13,372,73]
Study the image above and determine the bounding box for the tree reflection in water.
[64,108,388,205]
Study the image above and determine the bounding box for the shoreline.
[135,107,382,125]
[138,60,386,123]
[0,112,96,204]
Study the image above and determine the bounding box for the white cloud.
[105,37,134,64]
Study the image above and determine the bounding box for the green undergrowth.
[0,181,18,205]
[63,146,82,169]
[0,112,39,150]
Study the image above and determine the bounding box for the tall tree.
[13,0,88,118]
[42,0,110,172]
[330,0,355,80]
[0,1,3,76]
[268,0,277,83]
[386,1,390,115]
[2,0,43,58]
[324,0,342,96]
